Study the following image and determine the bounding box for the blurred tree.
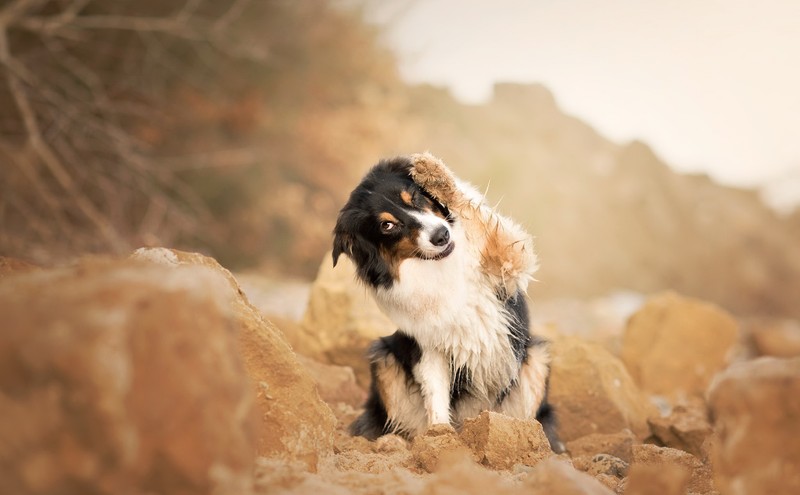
[0,0,403,272]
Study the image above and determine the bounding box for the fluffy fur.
[333,153,561,451]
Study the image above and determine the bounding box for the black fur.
[350,331,422,439]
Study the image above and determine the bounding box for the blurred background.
[1,0,798,318]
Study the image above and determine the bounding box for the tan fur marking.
[400,190,413,206]
[409,152,537,297]
[378,212,400,224]
[380,230,421,280]
[497,344,551,419]
[375,355,404,419]
[374,354,427,435]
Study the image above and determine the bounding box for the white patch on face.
[408,210,452,258]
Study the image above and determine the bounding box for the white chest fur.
[372,224,518,399]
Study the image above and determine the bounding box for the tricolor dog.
[332,153,561,451]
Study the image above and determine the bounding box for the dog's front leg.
[413,350,451,426]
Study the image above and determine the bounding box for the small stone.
[459,411,553,470]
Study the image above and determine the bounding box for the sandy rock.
[0,259,255,494]
[297,355,366,407]
[0,255,38,276]
[708,357,800,495]
[548,336,656,442]
[572,454,629,479]
[411,424,470,473]
[647,399,712,458]
[522,458,616,495]
[301,254,396,386]
[267,314,326,362]
[420,453,522,495]
[744,318,800,358]
[566,430,637,463]
[621,292,739,399]
[373,434,409,453]
[459,411,553,470]
[622,463,691,495]
[132,248,336,470]
[631,444,713,494]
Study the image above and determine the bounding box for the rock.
[522,458,616,494]
[622,463,691,495]
[301,254,396,386]
[647,399,712,458]
[630,444,713,494]
[420,452,522,495]
[548,336,656,442]
[0,255,38,276]
[621,292,739,399]
[372,434,408,454]
[296,355,366,407]
[0,258,255,494]
[572,454,629,478]
[459,411,553,470]
[267,314,327,362]
[566,430,636,463]
[708,357,800,495]
[410,424,470,473]
[744,318,800,358]
[132,248,336,470]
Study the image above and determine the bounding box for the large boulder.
[621,292,739,399]
[548,336,656,442]
[708,357,800,495]
[0,258,255,494]
[132,248,336,470]
[301,254,395,386]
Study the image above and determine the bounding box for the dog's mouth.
[419,241,455,261]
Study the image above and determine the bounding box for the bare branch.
[0,29,126,251]
[0,0,47,25]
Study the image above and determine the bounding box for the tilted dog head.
[333,156,455,288]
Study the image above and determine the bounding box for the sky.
[364,0,800,191]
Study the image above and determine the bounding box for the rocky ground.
[1,249,799,495]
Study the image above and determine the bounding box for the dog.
[332,152,561,451]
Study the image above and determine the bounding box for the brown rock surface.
[572,454,628,479]
[621,292,739,399]
[647,400,712,458]
[708,357,800,495]
[132,248,336,470]
[566,430,637,463]
[459,411,553,470]
[301,254,396,386]
[0,255,38,276]
[410,424,470,473]
[744,318,800,358]
[622,463,691,495]
[549,336,656,441]
[630,444,713,494]
[297,355,365,407]
[522,458,615,495]
[0,258,255,494]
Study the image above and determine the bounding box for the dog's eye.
[380,221,397,233]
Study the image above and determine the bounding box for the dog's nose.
[430,226,450,247]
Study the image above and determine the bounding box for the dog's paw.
[409,152,459,206]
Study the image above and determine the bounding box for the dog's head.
[333,156,455,288]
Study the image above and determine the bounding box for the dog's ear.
[332,231,352,267]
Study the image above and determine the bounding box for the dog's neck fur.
[372,219,518,401]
